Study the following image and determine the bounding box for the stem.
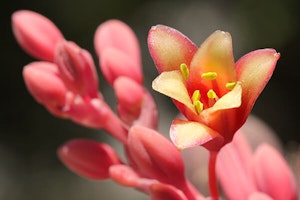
[208,151,219,200]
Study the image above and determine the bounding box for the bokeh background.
[1,0,300,199]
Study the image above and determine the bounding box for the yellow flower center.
[179,63,237,114]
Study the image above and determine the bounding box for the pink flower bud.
[99,48,142,85]
[22,61,67,117]
[127,125,185,185]
[114,77,144,125]
[12,10,64,61]
[94,19,141,67]
[94,19,142,85]
[57,139,122,180]
[55,41,99,98]
[253,144,298,200]
[149,183,188,200]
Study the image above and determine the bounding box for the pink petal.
[127,125,186,185]
[57,139,121,180]
[22,61,67,116]
[188,30,236,97]
[94,19,141,68]
[99,48,142,85]
[55,40,99,98]
[12,10,64,61]
[235,49,280,124]
[170,119,223,151]
[253,144,298,200]
[148,25,197,73]
[152,70,195,114]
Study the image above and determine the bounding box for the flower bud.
[22,61,67,117]
[127,125,185,185]
[55,41,99,98]
[94,19,141,67]
[12,10,64,61]
[58,139,121,180]
[99,48,142,85]
[114,77,144,125]
[94,19,142,85]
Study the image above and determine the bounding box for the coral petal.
[170,119,223,151]
[148,25,197,73]
[201,82,242,116]
[235,49,279,119]
[188,30,235,95]
[152,71,194,112]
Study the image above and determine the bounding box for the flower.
[148,25,280,151]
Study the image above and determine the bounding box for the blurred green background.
[1,0,300,199]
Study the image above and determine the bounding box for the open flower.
[148,25,280,151]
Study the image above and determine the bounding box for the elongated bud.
[58,139,122,180]
[55,41,99,98]
[127,125,185,185]
[23,61,67,117]
[12,10,64,61]
[253,144,298,200]
[114,77,144,125]
[94,19,142,85]
[99,48,142,85]
[94,19,141,67]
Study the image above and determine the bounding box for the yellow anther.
[226,81,237,90]
[194,100,204,113]
[192,90,200,104]
[207,89,217,99]
[180,63,189,80]
[201,72,217,80]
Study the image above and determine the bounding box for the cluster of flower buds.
[12,10,204,200]
[12,9,298,200]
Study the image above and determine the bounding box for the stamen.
[226,82,237,90]
[192,90,200,104]
[180,63,189,80]
[201,72,217,80]
[207,89,217,99]
[194,100,203,113]
[192,90,203,113]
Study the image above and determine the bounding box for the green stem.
[208,151,219,200]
